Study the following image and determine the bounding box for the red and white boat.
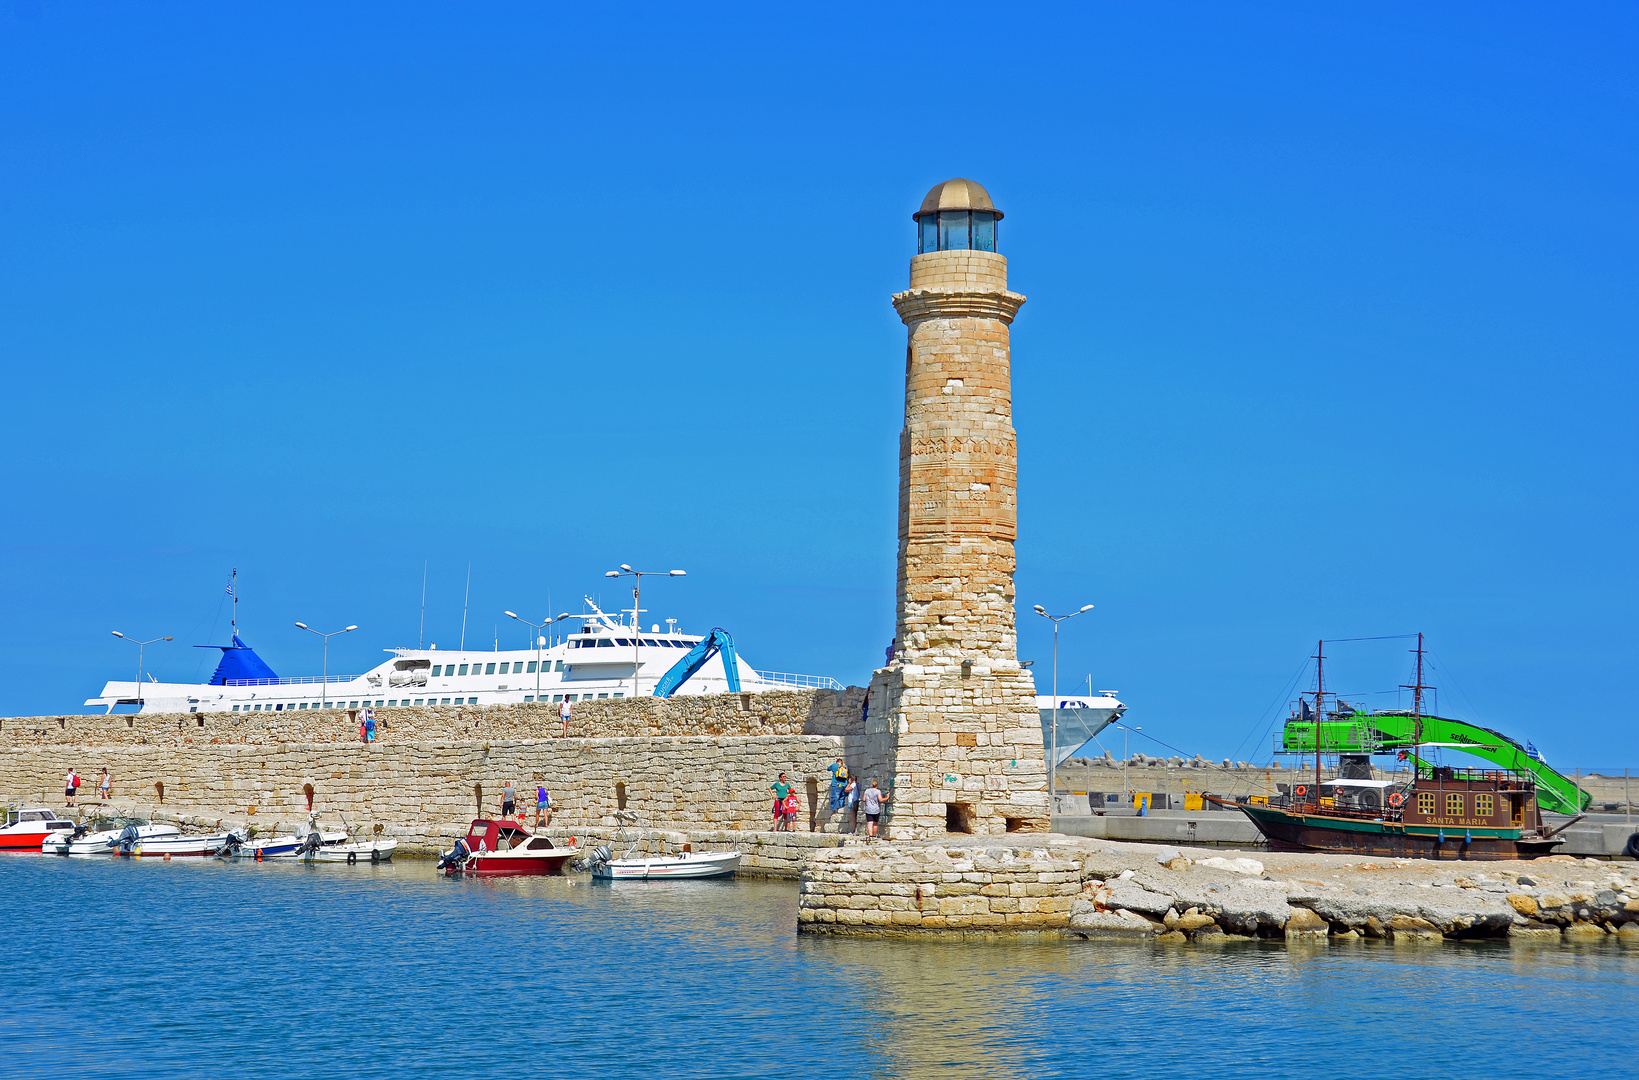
[0,806,77,852]
[437,818,577,877]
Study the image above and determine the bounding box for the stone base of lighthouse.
[866,660,1047,838]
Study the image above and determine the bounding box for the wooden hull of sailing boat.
[1238,804,1559,861]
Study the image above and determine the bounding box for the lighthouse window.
[938,210,969,251]
[919,215,938,253]
[972,212,996,252]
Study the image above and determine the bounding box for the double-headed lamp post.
[294,622,357,708]
[1032,603,1094,816]
[604,565,686,699]
[505,611,572,702]
[110,631,172,711]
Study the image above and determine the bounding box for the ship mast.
[230,568,238,641]
[1314,638,1324,795]
[1409,631,1426,779]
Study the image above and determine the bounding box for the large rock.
[1069,908,1160,938]
[1106,884,1177,918]
[1505,894,1538,917]
[1285,907,1328,938]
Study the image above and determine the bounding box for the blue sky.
[2,3,1634,767]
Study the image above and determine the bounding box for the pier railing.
[753,670,845,691]
[224,675,362,686]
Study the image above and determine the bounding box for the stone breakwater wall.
[0,688,867,747]
[799,838,1639,944]
[0,688,903,855]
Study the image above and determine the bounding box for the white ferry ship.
[87,600,841,715]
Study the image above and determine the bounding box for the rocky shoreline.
[798,836,1639,944]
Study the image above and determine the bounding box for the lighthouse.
[866,178,1047,837]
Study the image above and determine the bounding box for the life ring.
[1387,792,1405,808]
[347,851,357,865]
[1294,785,1308,797]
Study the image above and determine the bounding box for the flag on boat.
[225,584,235,596]
[1526,741,1546,763]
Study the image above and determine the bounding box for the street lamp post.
[1032,603,1094,818]
[1114,723,1143,809]
[294,622,358,708]
[110,631,172,711]
[604,565,686,698]
[505,611,572,702]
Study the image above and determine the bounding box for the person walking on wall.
[770,772,793,831]
[501,780,517,819]
[363,706,376,743]
[862,780,889,839]
[536,786,551,827]
[64,769,80,808]
[98,767,111,803]
[558,697,571,738]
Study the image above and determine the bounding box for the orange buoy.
[164,853,171,861]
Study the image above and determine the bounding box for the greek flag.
[1526,741,1545,763]
[225,584,235,596]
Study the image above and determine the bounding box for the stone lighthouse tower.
[864,178,1047,836]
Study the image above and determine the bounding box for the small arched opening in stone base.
[154,781,165,805]
[945,802,974,834]
[1004,817,1027,833]
[615,782,627,811]
[303,784,315,811]
[805,777,820,832]
[473,784,483,815]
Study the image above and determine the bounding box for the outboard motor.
[215,829,248,858]
[296,831,324,858]
[437,838,471,873]
[116,824,142,855]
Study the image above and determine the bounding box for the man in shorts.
[861,780,889,839]
[65,769,80,808]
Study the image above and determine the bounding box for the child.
[782,790,801,831]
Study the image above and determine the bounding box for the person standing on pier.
[770,772,793,831]
[500,780,517,819]
[363,707,376,743]
[98,767,111,802]
[536,786,551,827]
[558,697,571,738]
[64,769,80,808]
[862,781,888,839]
[827,759,848,814]
[842,776,859,833]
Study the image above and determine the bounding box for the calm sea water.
[4,855,1636,1079]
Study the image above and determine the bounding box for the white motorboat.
[112,825,236,857]
[43,818,180,855]
[295,836,397,864]
[216,827,350,859]
[585,812,740,880]
[589,848,741,880]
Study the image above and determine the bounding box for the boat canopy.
[201,636,279,685]
[1319,778,1395,788]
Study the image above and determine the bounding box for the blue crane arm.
[651,628,742,698]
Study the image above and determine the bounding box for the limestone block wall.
[0,734,883,848]
[0,688,866,749]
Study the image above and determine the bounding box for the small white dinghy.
[585,813,739,880]
[43,818,180,856]
[291,821,397,865]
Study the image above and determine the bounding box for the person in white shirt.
[558,698,571,737]
[64,770,80,807]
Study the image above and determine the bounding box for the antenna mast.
[460,563,470,652]
[230,568,238,641]
[419,561,427,650]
